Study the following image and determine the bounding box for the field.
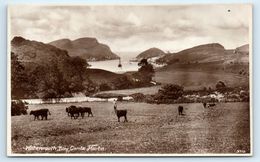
[154,69,249,90]
[11,102,250,154]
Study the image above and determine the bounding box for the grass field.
[154,69,249,90]
[11,102,250,154]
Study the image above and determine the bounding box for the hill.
[49,37,120,61]
[11,36,93,99]
[235,44,249,54]
[153,43,250,90]
[136,47,166,60]
[156,43,249,65]
[86,68,122,85]
[11,36,69,64]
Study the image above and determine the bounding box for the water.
[21,96,133,105]
[88,59,139,73]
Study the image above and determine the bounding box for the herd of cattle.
[65,105,93,119]
[28,102,216,122]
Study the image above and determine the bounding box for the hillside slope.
[86,68,122,84]
[154,43,250,90]
[11,36,69,64]
[136,47,166,60]
[156,43,249,65]
[49,37,120,61]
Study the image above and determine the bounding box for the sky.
[9,4,252,55]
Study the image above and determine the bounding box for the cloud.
[9,4,251,54]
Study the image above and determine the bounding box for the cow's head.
[29,111,34,115]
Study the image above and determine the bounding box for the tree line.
[11,52,93,99]
[11,53,155,100]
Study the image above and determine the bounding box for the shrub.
[157,84,184,100]
[130,93,146,102]
[216,81,227,93]
[149,84,184,104]
[11,100,28,116]
[99,83,112,91]
[117,96,123,101]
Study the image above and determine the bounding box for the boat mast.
[118,58,122,68]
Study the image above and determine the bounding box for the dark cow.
[30,109,51,120]
[207,103,216,108]
[203,102,207,108]
[66,105,80,119]
[114,105,128,122]
[178,106,184,115]
[78,107,93,118]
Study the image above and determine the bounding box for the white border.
[6,3,253,157]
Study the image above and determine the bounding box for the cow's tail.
[48,110,51,115]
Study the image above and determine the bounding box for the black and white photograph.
[7,4,252,156]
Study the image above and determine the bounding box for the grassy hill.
[153,43,250,90]
[156,43,249,65]
[49,37,120,61]
[86,68,122,84]
[136,47,166,60]
[11,36,69,64]
[154,61,249,90]
[154,67,249,90]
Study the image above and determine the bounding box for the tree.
[11,52,34,99]
[216,81,226,92]
[11,100,28,116]
[40,56,90,99]
[11,52,93,99]
[112,75,132,90]
[157,84,184,100]
[137,59,155,83]
[61,56,89,93]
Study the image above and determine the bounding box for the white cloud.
[126,13,142,26]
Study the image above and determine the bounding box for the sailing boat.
[118,58,122,68]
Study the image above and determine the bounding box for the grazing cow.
[207,103,216,108]
[114,105,128,122]
[203,102,207,108]
[66,105,80,119]
[65,107,70,116]
[78,107,93,118]
[178,106,184,115]
[30,109,51,120]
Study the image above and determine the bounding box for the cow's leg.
[74,114,79,119]
[81,112,84,119]
[118,117,120,122]
[125,115,128,122]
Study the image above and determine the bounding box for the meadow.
[11,102,250,154]
[154,69,249,90]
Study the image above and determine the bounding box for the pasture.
[11,102,250,154]
[154,69,249,90]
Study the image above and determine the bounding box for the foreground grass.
[11,102,250,154]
